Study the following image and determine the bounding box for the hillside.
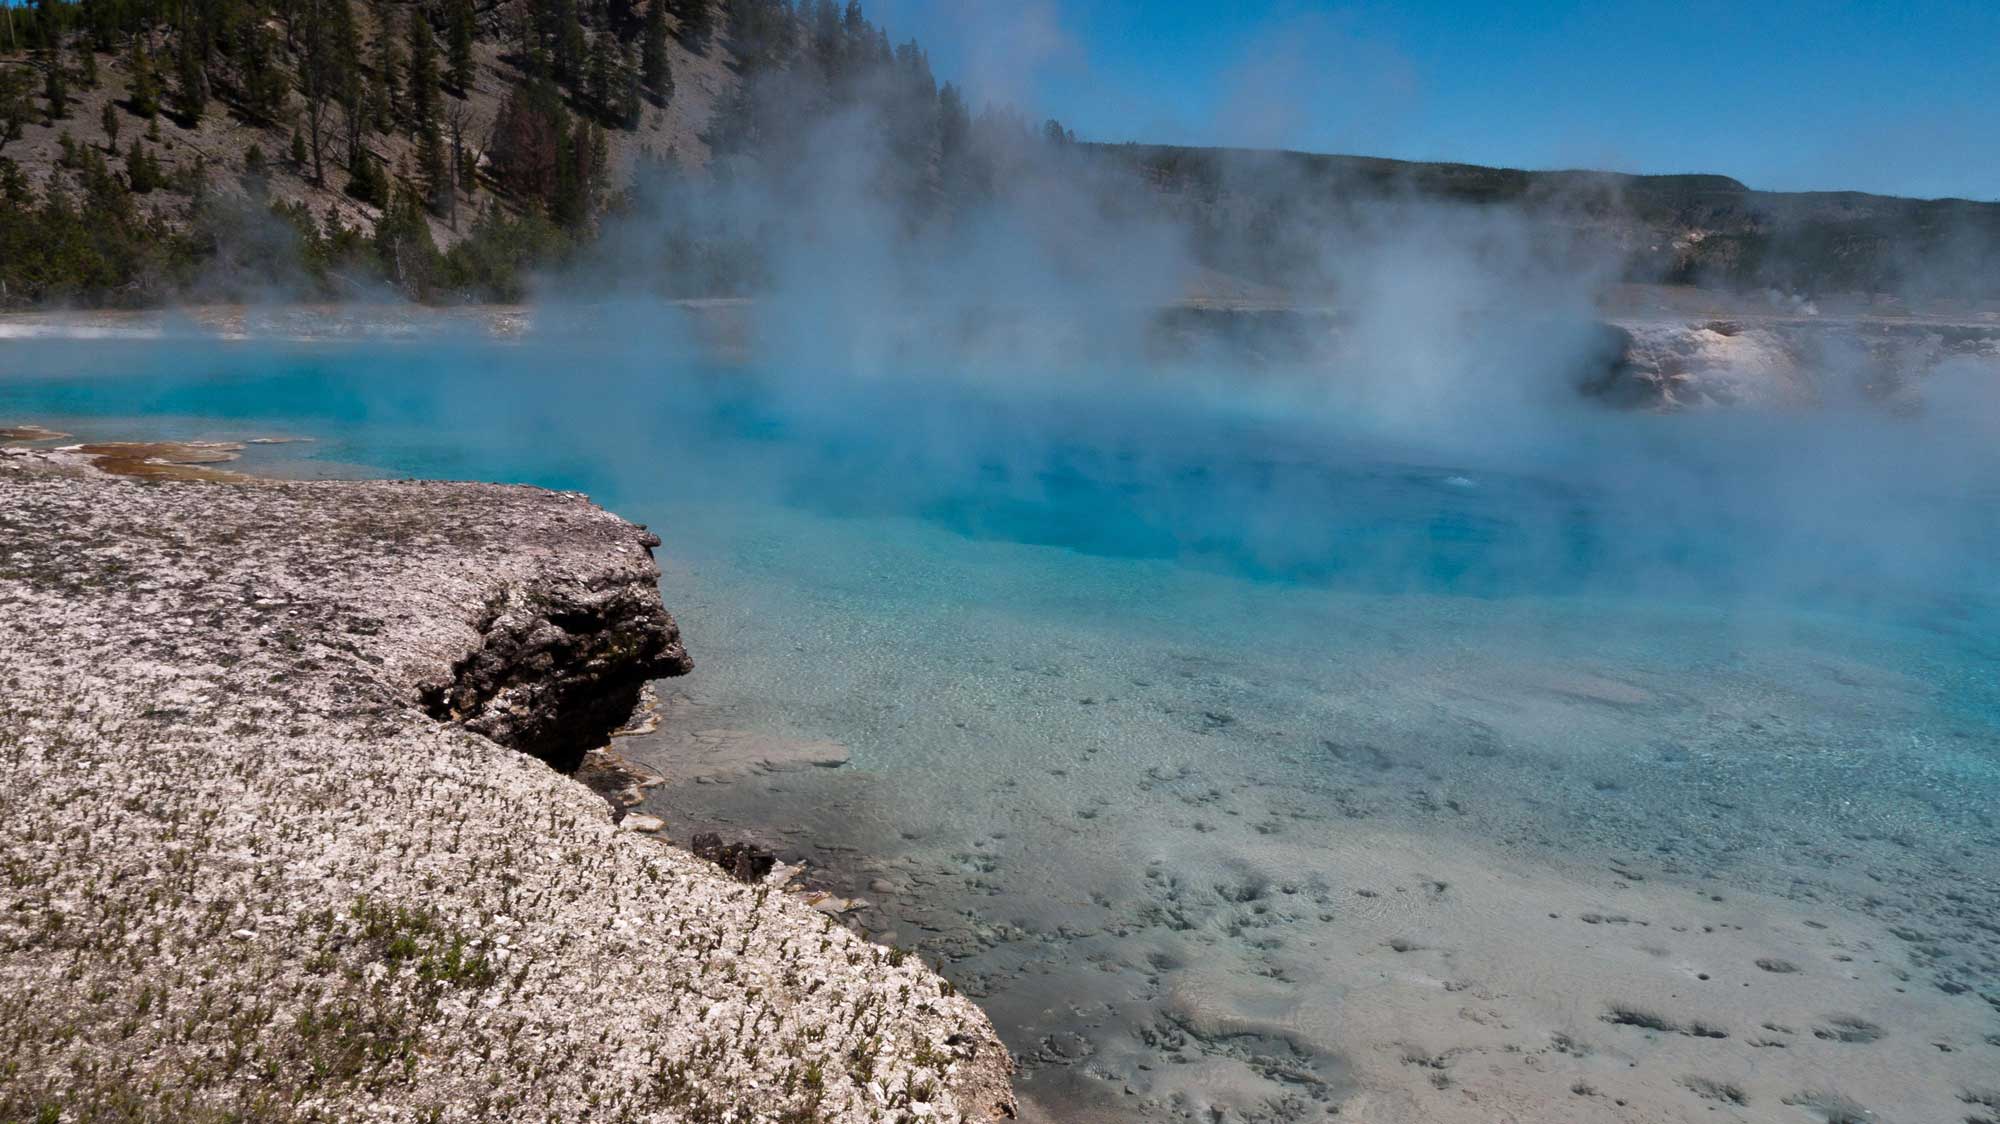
[0,0,764,303]
[4,0,1999,309]
[0,1,730,243]
[1098,144,2000,301]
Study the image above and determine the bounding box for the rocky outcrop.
[0,451,1016,1123]
[1585,317,2000,409]
[690,832,780,883]
[419,548,694,771]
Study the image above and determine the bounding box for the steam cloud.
[6,3,1997,621]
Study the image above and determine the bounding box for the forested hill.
[0,0,1037,304]
[3,0,1997,308]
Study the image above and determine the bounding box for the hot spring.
[3,315,1997,1122]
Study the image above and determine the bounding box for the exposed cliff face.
[419,546,694,772]
[0,450,1016,1123]
[1139,303,2000,412]
[1591,317,2000,408]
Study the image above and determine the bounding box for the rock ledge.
[0,454,1015,1123]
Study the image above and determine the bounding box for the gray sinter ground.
[0,451,1015,1124]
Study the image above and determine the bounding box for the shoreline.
[9,336,1998,1122]
[0,447,1017,1121]
[6,296,1998,412]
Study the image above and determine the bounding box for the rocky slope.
[1595,315,2000,408]
[0,449,1016,1122]
[1104,144,2000,299]
[0,2,734,254]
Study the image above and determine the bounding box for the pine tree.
[374,184,441,296]
[299,0,342,185]
[241,26,290,122]
[372,12,400,124]
[605,0,636,39]
[640,0,671,100]
[585,30,612,114]
[444,98,471,226]
[126,138,160,192]
[555,0,585,85]
[345,146,387,206]
[100,99,118,150]
[171,28,205,124]
[938,79,969,193]
[43,48,68,120]
[675,0,710,51]
[244,142,270,198]
[406,9,438,129]
[808,0,836,82]
[615,41,641,126]
[417,119,447,212]
[0,68,30,154]
[331,0,366,164]
[127,40,158,118]
[588,119,607,187]
[447,0,475,94]
[81,0,114,52]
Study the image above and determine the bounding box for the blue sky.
[875,0,2000,201]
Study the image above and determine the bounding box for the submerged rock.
[690,831,779,883]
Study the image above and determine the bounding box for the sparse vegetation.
[1684,1075,1750,1106]
[1814,1015,1886,1044]
[1604,1004,1677,1032]
[0,458,1013,1120]
[1782,1089,1877,1124]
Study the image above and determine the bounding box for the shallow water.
[5,326,1998,1121]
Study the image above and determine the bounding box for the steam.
[505,53,1999,617]
[5,3,1996,622]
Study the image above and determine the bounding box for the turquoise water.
[5,326,1999,1120]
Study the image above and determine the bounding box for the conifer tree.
[241,26,290,122]
[447,0,475,93]
[171,28,205,124]
[345,145,386,206]
[372,11,400,124]
[0,68,30,154]
[407,8,438,129]
[299,0,338,185]
[640,0,671,100]
[100,98,118,150]
[615,41,641,126]
[126,137,160,191]
[80,0,114,52]
[556,0,585,84]
[674,0,710,51]
[444,98,471,225]
[244,142,270,198]
[417,118,447,211]
[585,29,612,113]
[330,1,367,165]
[127,39,158,118]
[43,47,68,120]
